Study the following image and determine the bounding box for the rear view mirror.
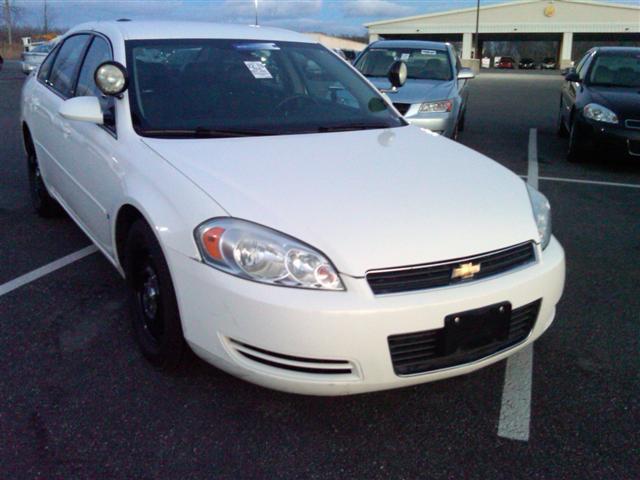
[458,68,475,80]
[59,96,104,124]
[565,71,581,83]
[388,61,407,89]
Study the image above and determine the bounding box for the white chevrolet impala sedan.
[21,21,565,395]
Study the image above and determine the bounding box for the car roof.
[368,40,450,51]
[66,20,315,43]
[594,46,640,53]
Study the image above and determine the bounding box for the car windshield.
[354,47,452,81]
[125,39,405,138]
[543,58,555,63]
[32,43,53,53]
[588,51,640,88]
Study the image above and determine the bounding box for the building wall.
[367,0,640,35]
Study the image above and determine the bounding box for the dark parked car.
[519,58,536,69]
[496,56,515,69]
[0,54,3,72]
[558,46,640,161]
[541,57,557,70]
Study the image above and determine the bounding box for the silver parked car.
[21,42,55,75]
[354,40,474,138]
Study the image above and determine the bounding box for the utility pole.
[474,0,480,59]
[43,0,48,33]
[254,0,259,26]
[3,0,13,45]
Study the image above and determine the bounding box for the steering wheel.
[276,95,319,118]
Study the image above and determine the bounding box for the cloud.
[341,0,416,18]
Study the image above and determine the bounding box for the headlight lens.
[583,103,618,124]
[526,184,552,250]
[419,99,453,113]
[194,218,344,291]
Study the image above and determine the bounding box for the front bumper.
[168,237,565,396]
[578,117,640,158]
[21,62,37,75]
[403,109,456,137]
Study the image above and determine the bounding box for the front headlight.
[583,103,618,124]
[194,218,344,291]
[419,99,453,113]
[526,184,552,250]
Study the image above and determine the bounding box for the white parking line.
[0,245,98,297]
[527,128,539,189]
[498,128,537,442]
[538,176,640,189]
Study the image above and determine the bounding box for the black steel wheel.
[26,142,61,217]
[125,220,190,370]
[557,98,569,138]
[567,116,587,163]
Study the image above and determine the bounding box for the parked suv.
[354,40,474,138]
[21,21,564,395]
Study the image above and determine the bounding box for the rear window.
[355,47,453,81]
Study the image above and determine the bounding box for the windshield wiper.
[318,122,393,133]
[140,127,275,138]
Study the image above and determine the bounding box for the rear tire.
[124,219,190,370]
[458,111,466,132]
[26,139,61,217]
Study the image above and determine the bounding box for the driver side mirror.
[457,68,475,80]
[565,70,581,83]
[387,60,407,89]
[59,96,104,124]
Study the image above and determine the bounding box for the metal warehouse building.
[364,0,640,69]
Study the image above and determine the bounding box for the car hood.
[367,77,456,104]
[590,87,640,120]
[143,126,538,277]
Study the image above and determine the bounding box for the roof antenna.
[254,0,259,26]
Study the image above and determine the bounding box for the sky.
[12,0,640,36]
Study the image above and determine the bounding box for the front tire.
[567,116,587,163]
[124,220,190,370]
[557,98,569,138]
[27,143,61,217]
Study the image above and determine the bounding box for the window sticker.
[400,53,410,61]
[244,61,273,79]
[421,50,437,55]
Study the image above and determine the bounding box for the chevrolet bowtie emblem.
[451,262,481,280]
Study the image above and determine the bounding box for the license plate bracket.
[443,302,512,356]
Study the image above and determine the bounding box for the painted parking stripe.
[526,128,539,189]
[0,245,98,297]
[538,176,640,189]
[498,128,538,442]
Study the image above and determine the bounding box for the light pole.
[474,0,480,59]
[254,0,259,26]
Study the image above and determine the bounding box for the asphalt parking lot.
[1,61,639,478]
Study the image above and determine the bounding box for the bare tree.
[1,0,22,45]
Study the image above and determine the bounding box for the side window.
[75,36,116,130]
[37,46,58,81]
[576,51,594,80]
[48,34,90,97]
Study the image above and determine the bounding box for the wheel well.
[115,204,146,269]
[23,123,35,156]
